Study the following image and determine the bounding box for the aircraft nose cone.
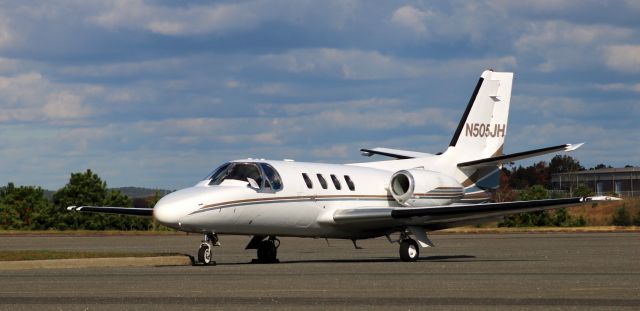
[153,195,182,229]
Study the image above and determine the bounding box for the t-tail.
[442,70,582,201]
[357,70,583,202]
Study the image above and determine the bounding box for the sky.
[1,0,639,190]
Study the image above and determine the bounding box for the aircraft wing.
[331,197,594,230]
[360,147,435,159]
[67,206,153,217]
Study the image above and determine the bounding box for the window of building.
[302,173,313,189]
[344,175,355,191]
[317,174,328,189]
[330,174,341,190]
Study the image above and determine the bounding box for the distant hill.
[41,187,172,200]
[111,187,172,199]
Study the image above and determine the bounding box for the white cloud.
[90,0,357,36]
[259,48,421,80]
[516,22,632,49]
[225,80,243,89]
[515,21,633,72]
[43,91,92,119]
[513,95,589,118]
[0,17,13,49]
[61,57,186,77]
[0,72,95,122]
[604,45,640,73]
[594,83,640,93]
[390,5,433,35]
[259,48,516,80]
[312,144,349,158]
[251,83,292,96]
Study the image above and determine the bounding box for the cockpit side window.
[207,162,231,185]
[226,164,262,185]
[259,163,283,191]
[210,163,262,186]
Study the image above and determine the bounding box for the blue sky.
[1,0,639,190]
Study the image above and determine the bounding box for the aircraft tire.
[257,240,278,263]
[399,239,419,262]
[198,243,213,265]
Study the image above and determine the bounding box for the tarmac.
[0,232,639,310]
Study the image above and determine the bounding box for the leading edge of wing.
[390,197,584,219]
[67,206,154,217]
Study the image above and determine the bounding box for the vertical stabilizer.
[446,70,513,161]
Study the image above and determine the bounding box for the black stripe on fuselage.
[188,195,397,215]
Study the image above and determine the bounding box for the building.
[551,167,640,197]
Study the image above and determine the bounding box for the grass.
[0,250,184,261]
[565,197,640,226]
[0,230,186,236]
[439,226,640,234]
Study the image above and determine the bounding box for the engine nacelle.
[389,169,464,207]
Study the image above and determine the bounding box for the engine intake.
[390,169,464,207]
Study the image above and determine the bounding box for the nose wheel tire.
[198,243,214,265]
[399,239,419,262]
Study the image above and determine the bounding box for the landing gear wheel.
[399,239,419,262]
[256,238,279,263]
[198,243,213,265]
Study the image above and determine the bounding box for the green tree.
[611,206,631,226]
[574,184,594,197]
[517,185,549,200]
[499,185,552,227]
[54,170,152,230]
[552,208,570,226]
[549,155,584,174]
[0,183,54,230]
[591,164,612,170]
[633,210,640,226]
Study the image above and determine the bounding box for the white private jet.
[68,70,594,265]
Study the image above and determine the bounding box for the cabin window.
[259,163,283,191]
[330,174,341,190]
[302,173,313,189]
[344,175,355,191]
[317,174,328,189]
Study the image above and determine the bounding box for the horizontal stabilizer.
[457,143,584,168]
[67,205,153,217]
[360,147,435,159]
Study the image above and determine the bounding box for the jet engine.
[389,169,464,207]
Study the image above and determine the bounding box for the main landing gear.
[398,232,419,262]
[198,232,219,265]
[246,235,280,263]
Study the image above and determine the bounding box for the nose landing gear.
[198,232,219,265]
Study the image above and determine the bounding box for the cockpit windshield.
[208,162,283,191]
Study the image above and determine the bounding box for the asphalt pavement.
[0,232,639,310]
